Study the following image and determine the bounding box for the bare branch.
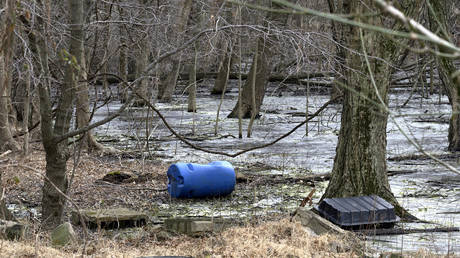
[133,86,341,158]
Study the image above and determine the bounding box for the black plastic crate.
[315,195,400,228]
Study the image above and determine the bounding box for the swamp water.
[93,83,459,255]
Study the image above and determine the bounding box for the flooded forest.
[0,0,459,257]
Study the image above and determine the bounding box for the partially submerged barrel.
[167,161,236,198]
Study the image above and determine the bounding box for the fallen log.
[179,71,335,83]
[237,169,415,184]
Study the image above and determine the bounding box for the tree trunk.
[187,47,197,112]
[133,36,150,106]
[327,0,345,102]
[118,1,128,102]
[0,166,13,220]
[211,40,233,95]
[0,0,20,152]
[227,37,271,118]
[227,1,290,119]
[321,0,420,218]
[429,0,460,151]
[41,0,82,228]
[157,0,193,102]
[211,0,234,95]
[76,51,106,151]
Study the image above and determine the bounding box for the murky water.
[93,83,459,254]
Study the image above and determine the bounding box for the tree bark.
[327,0,345,102]
[227,1,290,119]
[0,0,20,152]
[211,0,234,95]
[322,0,420,218]
[40,0,82,228]
[211,40,232,95]
[118,1,129,102]
[227,37,271,118]
[157,0,193,102]
[76,49,106,151]
[429,0,460,151]
[133,34,150,106]
[187,47,197,113]
[0,151,13,220]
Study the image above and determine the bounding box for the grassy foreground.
[0,147,454,257]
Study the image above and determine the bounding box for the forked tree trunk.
[0,0,20,152]
[429,0,460,151]
[41,0,82,228]
[227,37,271,118]
[322,0,420,218]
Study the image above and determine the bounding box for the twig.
[0,150,12,159]
[290,188,316,222]
[374,0,460,55]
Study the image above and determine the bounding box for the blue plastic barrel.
[167,161,236,198]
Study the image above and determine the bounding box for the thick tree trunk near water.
[227,37,271,118]
[322,0,421,218]
[429,1,460,152]
[0,0,20,152]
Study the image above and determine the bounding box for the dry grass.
[2,145,169,215]
[0,219,361,257]
[1,146,456,257]
[0,220,453,257]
